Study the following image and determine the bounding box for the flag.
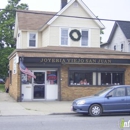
[19,60,36,79]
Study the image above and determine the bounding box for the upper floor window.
[29,33,37,47]
[61,28,68,46]
[121,44,123,52]
[114,45,116,50]
[81,30,88,46]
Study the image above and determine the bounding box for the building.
[8,0,130,102]
[101,21,130,52]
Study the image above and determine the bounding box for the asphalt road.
[0,114,130,130]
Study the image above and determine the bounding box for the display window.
[47,71,57,84]
[69,68,124,86]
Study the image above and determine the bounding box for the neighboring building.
[8,0,130,102]
[101,21,130,52]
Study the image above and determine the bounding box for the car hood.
[73,95,101,103]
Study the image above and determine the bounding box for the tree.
[0,47,14,79]
[0,0,28,78]
[0,0,28,48]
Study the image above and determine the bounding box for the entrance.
[33,71,45,99]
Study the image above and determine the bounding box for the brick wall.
[9,57,21,101]
[60,64,130,101]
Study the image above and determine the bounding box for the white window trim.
[80,29,89,47]
[27,32,38,48]
[59,28,70,46]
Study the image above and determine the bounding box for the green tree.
[0,0,28,78]
[0,47,14,79]
[0,0,28,48]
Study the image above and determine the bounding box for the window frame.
[60,28,69,46]
[80,29,89,47]
[28,32,38,48]
[68,67,125,87]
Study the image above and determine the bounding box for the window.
[47,71,57,84]
[69,68,124,86]
[121,44,123,52]
[29,33,36,47]
[98,72,123,85]
[114,45,116,50]
[127,87,130,96]
[107,87,125,97]
[81,30,88,46]
[69,71,93,85]
[61,28,68,45]
[9,71,12,84]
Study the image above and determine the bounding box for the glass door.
[33,72,45,99]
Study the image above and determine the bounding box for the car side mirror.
[106,95,112,98]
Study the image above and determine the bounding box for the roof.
[101,21,130,47]
[16,0,105,31]
[17,10,56,30]
[8,46,130,59]
[117,21,130,39]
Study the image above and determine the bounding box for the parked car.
[72,85,130,116]
[0,78,5,84]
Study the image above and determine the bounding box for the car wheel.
[89,104,102,116]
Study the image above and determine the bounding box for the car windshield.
[94,87,113,96]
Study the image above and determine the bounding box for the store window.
[98,72,123,85]
[47,71,57,84]
[21,73,32,84]
[69,68,124,86]
[69,71,93,85]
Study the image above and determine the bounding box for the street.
[0,114,130,130]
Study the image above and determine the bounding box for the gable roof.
[117,21,130,39]
[101,21,130,47]
[40,0,105,30]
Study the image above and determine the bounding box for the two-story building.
[8,0,130,102]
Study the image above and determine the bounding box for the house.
[101,21,130,52]
[8,0,130,102]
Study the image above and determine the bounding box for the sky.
[0,0,130,43]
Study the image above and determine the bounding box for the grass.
[0,84,5,92]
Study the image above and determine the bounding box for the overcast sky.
[0,0,130,43]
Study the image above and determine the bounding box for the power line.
[0,9,130,22]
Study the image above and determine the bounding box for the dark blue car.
[72,85,130,116]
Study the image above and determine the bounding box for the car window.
[107,87,125,97]
[127,87,130,96]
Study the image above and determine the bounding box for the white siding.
[108,26,129,52]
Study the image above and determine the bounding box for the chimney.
[61,0,67,9]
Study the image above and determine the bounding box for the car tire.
[89,104,102,116]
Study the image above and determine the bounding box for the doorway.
[33,71,45,99]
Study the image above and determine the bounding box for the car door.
[126,87,130,110]
[103,87,127,112]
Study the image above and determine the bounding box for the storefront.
[8,47,130,101]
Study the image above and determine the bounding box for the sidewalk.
[0,91,73,116]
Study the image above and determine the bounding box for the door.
[33,71,45,99]
[103,87,127,112]
[126,87,130,110]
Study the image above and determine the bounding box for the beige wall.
[42,27,50,47]
[47,2,100,47]
[17,1,101,48]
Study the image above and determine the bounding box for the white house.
[101,21,130,52]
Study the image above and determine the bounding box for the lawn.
[0,84,5,92]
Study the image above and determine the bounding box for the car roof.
[111,85,130,89]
